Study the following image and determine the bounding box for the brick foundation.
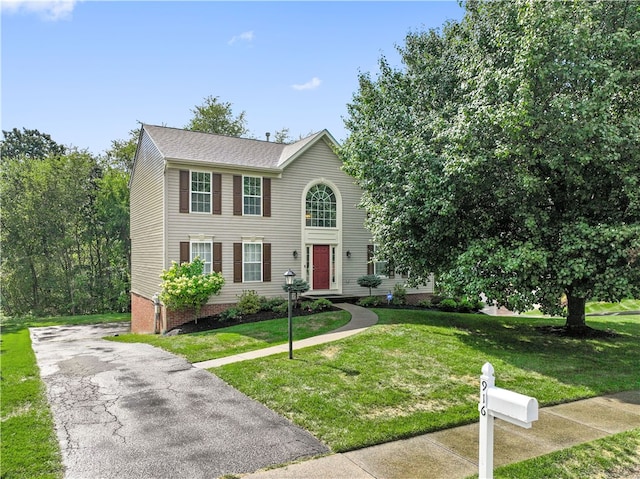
[131,292,234,334]
[131,292,157,334]
[164,302,233,332]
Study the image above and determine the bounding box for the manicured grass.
[107,310,351,363]
[522,299,640,317]
[585,299,640,315]
[472,428,640,479]
[213,310,640,452]
[0,313,130,479]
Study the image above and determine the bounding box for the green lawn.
[0,313,130,479]
[2,306,638,478]
[213,310,640,452]
[107,310,351,363]
[472,428,640,479]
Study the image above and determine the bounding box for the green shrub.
[417,299,432,308]
[430,295,444,306]
[304,298,333,313]
[456,298,475,313]
[438,298,458,312]
[357,295,383,307]
[357,274,382,296]
[159,258,225,320]
[391,284,407,305]
[237,290,262,315]
[272,302,289,315]
[474,299,485,311]
[263,297,286,311]
[219,308,242,321]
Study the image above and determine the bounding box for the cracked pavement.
[30,323,329,479]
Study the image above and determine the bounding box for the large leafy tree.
[185,95,249,137]
[0,127,66,160]
[340,0,640,332]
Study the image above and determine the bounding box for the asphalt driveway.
[30,323,328,479]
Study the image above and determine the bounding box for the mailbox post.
[478,362,538,479]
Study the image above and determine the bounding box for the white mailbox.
[486,386,538,428]
[478,362,539,479]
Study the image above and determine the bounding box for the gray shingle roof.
[142,124,331,170]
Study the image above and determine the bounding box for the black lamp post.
[284,269,296,359]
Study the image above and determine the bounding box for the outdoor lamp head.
[284,269,296,285]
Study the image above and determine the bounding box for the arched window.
[305,184,336,227]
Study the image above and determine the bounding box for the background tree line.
[0,96,297,317]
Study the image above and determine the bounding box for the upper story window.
[243,176,262,215]
[306,184,336,228]
[191,171,211,213]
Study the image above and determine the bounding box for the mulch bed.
[171,306,342,335]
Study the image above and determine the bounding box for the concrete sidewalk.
[240,390,640,479]
[193,303,378,368]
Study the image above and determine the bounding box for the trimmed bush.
[237,290,262,315]
[457,298,475,313]
[304,298,333,313]
[263,297,286,311]
[219,308,242,321]
[391,284,407,305]
[438,298,458,312]
[357,274,382,296]
[272,302,289,315]
[417,299,432,308]
[357,295,383,307]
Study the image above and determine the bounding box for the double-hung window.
[243,242,262,282]
[191,241,212,274]
[369,244,391,278]
[243,176,262,215]
[191,171,211,213]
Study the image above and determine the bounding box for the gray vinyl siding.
[163,138,429,306]
[130,130,165,299]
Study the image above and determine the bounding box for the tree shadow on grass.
[376,309,640,397]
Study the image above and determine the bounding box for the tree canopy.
[185,95,249,137]
[339,0,640,331]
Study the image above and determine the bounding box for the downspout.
[152,293,160,334]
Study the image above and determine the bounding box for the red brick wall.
[407,292,433,305]
[131,292,157,334]
[164,302,233,332]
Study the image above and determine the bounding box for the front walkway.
[192,303,378,368]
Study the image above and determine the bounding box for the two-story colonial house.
[130,125,432,333]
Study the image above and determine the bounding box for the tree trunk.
[565,292,587,330]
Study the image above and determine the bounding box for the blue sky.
[2,1,464,155]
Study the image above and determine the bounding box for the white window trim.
[242,239,263,283]
[242,175,262,216]
[190,170,212,214]
[373,244,389,278]
[190,239,213,274]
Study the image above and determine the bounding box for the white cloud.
[1,0,80,21]
[292,77,322,91]
[228,30,254,46]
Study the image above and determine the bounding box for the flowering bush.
[159,258,225,320]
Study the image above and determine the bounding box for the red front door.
[313,245,330,290]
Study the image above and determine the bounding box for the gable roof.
[141,124,338,171]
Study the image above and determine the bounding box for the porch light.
[293,250,298,259]
[346,250,352,258]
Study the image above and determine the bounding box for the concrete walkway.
[193,303,378,368]
[240,390,640,479]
